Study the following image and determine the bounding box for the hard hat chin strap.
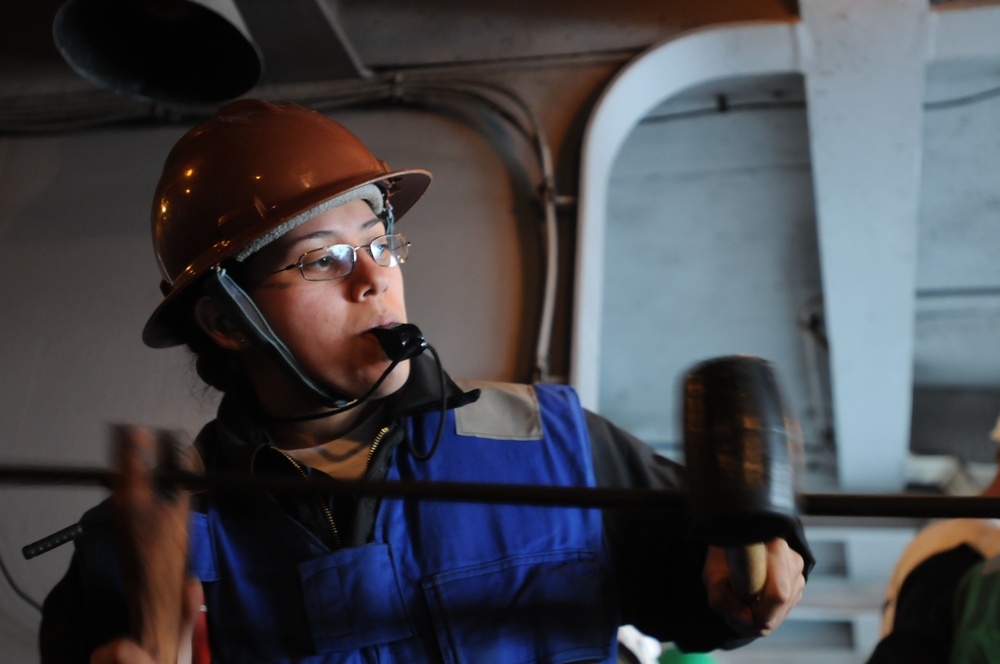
[203,267,428,423]
[204,267,354,410]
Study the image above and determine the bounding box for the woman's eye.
[303,248,353,275]
[311,255,336,270]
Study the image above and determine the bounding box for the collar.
[199,353,480,472]
[380,351,480,419]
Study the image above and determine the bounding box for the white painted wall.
[594,58,1000,470]
[575,3,1000,494]
[598,75,821,456]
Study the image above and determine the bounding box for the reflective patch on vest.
[453,381,543,440]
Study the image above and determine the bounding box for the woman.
[40,99,809,663]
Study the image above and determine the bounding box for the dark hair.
[179,268,251,393]
[184,323,245,393]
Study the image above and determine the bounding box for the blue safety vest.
[189,382,619,663]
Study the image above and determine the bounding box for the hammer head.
[682,355,802,547]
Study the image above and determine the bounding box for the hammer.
[682,355,801,602]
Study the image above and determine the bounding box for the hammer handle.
[112,426,190,664]
[726,542,767,602]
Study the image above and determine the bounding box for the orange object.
[192,603,212,664]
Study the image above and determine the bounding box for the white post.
[798,0,929,490]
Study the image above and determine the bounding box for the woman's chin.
[371,360,411,399]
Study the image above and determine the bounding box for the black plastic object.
[22,521,86,560]
[682,355,801,547]
[370,324,428,362]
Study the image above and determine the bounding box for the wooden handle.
[726,541,767,602]
[111,426,191,664]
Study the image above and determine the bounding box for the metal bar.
[6,463,1000,518]
[800,493,1000,519]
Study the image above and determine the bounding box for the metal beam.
[234,0,370,83]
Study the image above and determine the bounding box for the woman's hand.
[90,579,207,664]
[90,639,156,664]
[93,426,211,664]
[703,538,806,637]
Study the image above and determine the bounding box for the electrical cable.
[414,78,561,383]
[393,78,560,381]
[642,98,806,125]
[924,84,1000,111]
[0,539,42,613]
[640,79,1000,128]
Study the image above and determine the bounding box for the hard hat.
[142,99,431,348]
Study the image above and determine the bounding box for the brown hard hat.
[142,99,431,348]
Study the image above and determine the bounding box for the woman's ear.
[193,296,250,351]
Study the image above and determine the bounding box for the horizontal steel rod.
[5,463,1000,518]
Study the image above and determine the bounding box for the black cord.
[924,84,1000,111]
[405,344,447,463]
[271,355,407,424]
[642,98,806,125]
[0,539,42,613]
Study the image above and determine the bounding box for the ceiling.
[1,0,801,103]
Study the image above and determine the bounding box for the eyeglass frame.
[266,233,411,282]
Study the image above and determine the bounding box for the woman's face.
[239,199,411,409]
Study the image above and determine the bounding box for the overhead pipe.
[53,0,262,105]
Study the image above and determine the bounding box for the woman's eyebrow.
[286,216,383,251]
[287,229,337,251]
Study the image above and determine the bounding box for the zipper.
[366,425,392,475]
[271,447,342,548]
[270,423,393,549]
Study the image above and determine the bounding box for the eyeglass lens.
[300,234,408,281]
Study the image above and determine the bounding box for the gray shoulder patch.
[453,380,543,440]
